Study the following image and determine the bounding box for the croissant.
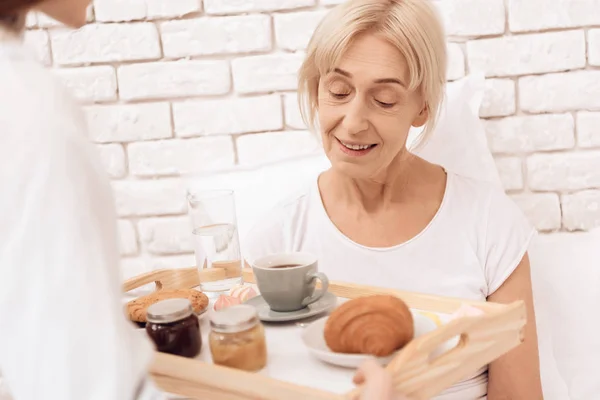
[324,295,414,357]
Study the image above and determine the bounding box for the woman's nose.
[341,99,369,135]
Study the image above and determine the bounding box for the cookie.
[127,289,209,323]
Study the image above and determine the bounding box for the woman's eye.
[330,91,350,99]
[376,100,395,108]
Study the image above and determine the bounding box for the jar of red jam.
[145,298,201,358]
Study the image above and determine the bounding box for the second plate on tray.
[301,310,438,368]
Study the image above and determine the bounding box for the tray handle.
[123,267,256,293]
[346,300,526,400]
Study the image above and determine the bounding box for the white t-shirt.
[0,30,163,400]
[244,170,536,399]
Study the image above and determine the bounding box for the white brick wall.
[85,103,172,142]
[508,0,600,32]
[160,15,272,58]
[173,95,283,136]
[577,112,600,148]
[232,53,305,94]
[54,66,118,103]
[50,23,162,65]
[467,31,586,77]
[23,0,600,274]
[118,60,231,100]
[485,114,575,153]
[128,137,236,176]
[590,29,600,66]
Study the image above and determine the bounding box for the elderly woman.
[244,0,543,399]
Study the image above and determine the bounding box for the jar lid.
[146,298,194,324]
[210,305,259,333]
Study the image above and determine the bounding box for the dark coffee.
[270,264,302,269]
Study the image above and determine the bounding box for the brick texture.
[128,137,236,176]
[96,144,127,178]
[112,179,187,217]
[562,191,600,231]
[436,0,505,37]
[173,95,283,137]
[53,66,117,103]
[519,71,600,113]
[589,29,600,66]
[161,15,272,58]
[85,103,172,143]
[485,114,575,153]
[446,43,465,80]
[511,193,562,231]
[528,152,600,191]
[21,0,600,272]
[118,61,231,100]
[467,31,586,77]
[480,79,516,118]
[577,112,600,148]
[50,23,161,66]
[94,0,201,21]
[204,0,315,14]
[274,10,328,51]
[509,0,600,32]
[232,53,305,94]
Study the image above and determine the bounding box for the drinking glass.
[187,189,243,296]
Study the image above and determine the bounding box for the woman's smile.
[335,137,378,157]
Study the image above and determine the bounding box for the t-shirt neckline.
[312,170,453,252]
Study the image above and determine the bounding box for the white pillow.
[529,229,600,400]
[411,71,502,187]
[183,152,331,243]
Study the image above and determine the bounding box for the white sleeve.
[0,130,158,399]
[481,187,537,297]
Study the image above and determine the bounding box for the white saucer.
[244,292,338,322]
[301,310,438,368]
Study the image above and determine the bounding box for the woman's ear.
[412,105,429,128]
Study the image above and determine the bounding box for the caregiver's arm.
[487,254,543,400]
[0,124,160,400]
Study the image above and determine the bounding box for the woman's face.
[318,33,428,182]
[36,0,90,28]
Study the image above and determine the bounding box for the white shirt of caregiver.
[0,21,164,400]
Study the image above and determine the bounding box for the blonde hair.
[298,0,447,150]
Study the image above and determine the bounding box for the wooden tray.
[124,266,526,400]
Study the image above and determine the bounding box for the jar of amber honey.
[146,298,201,358]
[209,305,267,371]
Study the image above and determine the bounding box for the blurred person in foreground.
[244,0,543,398]
[0,1,162,399]
[0,1,401,400]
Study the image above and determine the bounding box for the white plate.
[301,311,438,369]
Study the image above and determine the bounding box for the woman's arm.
[486,253,543,399]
